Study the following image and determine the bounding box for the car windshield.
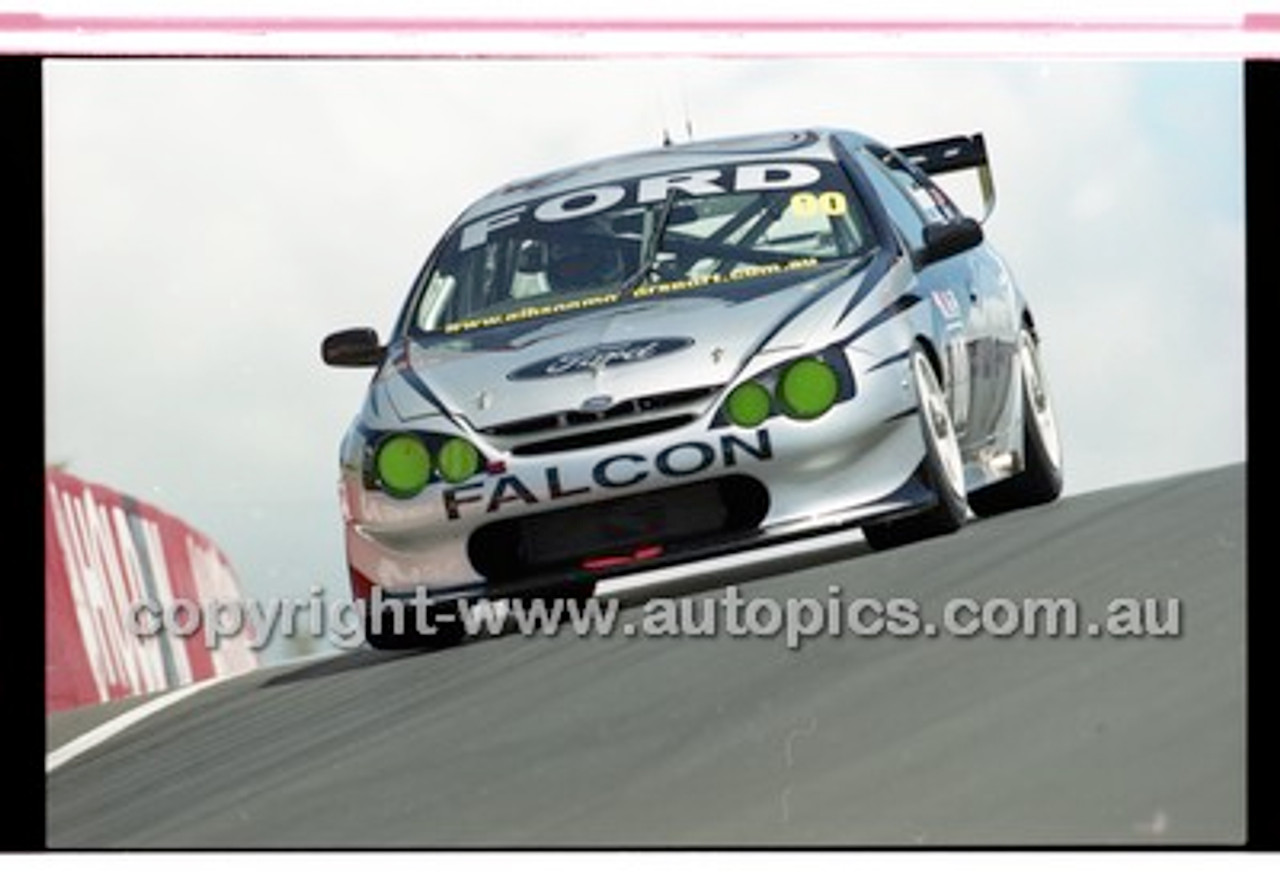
[412,159,873,335]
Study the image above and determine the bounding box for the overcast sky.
[43,58,1245,651]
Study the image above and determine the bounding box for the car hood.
[374,260,868,431]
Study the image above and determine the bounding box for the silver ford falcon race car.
[323,127,1063,647]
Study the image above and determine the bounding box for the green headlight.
[375,434,432,498]
[778,358,839,420]
[437,437,481,484]
[725,381,772,428]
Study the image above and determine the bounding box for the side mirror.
[322,327,385,368]
[917,217,984,266]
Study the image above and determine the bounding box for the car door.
[890,150,1019,444]
[852,144,1004,449]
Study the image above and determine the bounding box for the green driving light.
[437,437,481,484]
[375,433,432,498]
[725,381,772,428]
[778,358,839,420]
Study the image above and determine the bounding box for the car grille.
[468,475,769,581]
[509,416,697,456]
[480,386,719,456]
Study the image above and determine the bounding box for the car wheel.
[969,328,1064,517]
[363,601,465,651]
[514,581,597,616]
[863,345,969,550]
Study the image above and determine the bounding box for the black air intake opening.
[468,475,769,581]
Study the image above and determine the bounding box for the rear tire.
[863,346,969,551]
[969,328,1063,517]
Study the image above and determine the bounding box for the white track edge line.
[46,677,225,774]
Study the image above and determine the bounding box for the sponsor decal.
[441,428,774,520]
[931,288,961,320]
[442,257,821,335]
[459,162,824,251]
[44,470,257,711]
[507,338,693,380]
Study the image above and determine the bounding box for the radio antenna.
[657,71,695,147]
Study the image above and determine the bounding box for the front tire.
[969,328,1063,517]
[514,580,596,611]
[363,600,465,651]
[863,346,969,551]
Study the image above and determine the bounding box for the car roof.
[456,127,876,224]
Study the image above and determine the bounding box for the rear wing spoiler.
[894,133,996,222]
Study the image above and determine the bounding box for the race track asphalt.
[46,464,1246,847]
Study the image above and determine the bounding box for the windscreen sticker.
[459,162,823,252]
[631,257,820,299]
[441,257,821,335]
[788,191,849,217]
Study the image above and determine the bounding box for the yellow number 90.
[789,191,848,217]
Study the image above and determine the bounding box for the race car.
[322,127,1063,647]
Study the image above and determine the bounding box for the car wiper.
[616,190,679,300]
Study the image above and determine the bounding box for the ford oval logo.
[507,338,694,380]
[580,395,614,412]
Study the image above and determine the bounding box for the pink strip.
[0,14,1250,34]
